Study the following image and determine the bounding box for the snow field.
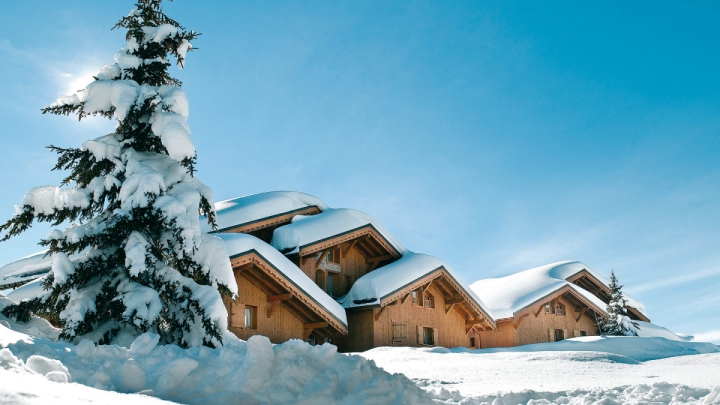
[359,340,720,404]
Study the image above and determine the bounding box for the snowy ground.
[359,343,720,404]
[2,292,719,404]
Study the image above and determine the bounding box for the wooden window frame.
[244,305,257,329]
[424,292,435,309]
[411,290,420,306]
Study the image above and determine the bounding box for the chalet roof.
[0,251,52,290]
[202,191,328,233]
[469,261,644,320]
[270,208,407,256]
[338,252,494,323]
[218,233,347,328]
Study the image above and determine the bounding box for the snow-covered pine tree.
[598,271,640,336]
[0,0,237,347]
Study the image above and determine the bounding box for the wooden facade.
[478,285,605,348]
[224,250,347,345]
[341,268,495,352]
[289,225,402,300]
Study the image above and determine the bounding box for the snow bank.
[0,318,437,404]
[635,321,693,342]
[219,233,347,327]
[204,191,328,233]
[339,252,492,316]
[271,208,407,255]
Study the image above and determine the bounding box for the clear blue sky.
[1,1,718,342]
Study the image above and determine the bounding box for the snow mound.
[470,260,645,320]
[1,324,438,405]
[271,208,407,255]
[219,233,348,327]
[204,191,328,233]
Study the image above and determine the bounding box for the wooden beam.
[342,239,358,258]
[514,313,529,330]
[303,328,314,341]
[366,254,393,264]
[374,306,386,321]
[267,301,279,318]
[301,255,312,265]
[267,293,293,302]
[422,281,433,293]
[368,261,380,271]
[303,322,328,330]
[401,293,411,305]
[432,279,454,300]
[387,299,398,306]
[315,250,329,268]
[535,303,546,318]
[576,308,586,323]
[465,319,482,326]
[445,303,456,315]
[445,298,465,305]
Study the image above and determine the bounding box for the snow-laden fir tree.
[598,271,640,336]
[0,0,237,347]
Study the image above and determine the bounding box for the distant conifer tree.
[1,0,237,347]
[598,271,640,336]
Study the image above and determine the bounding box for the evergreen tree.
[0,0,237,347]
[598,271,640,336]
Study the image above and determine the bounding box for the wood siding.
[342,284,475,351]
[296,241,374,297]
[224,273,304,343]
[478,295,600,348]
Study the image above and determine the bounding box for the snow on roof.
[5,277,46,302]
[338,252,492,316]
[270,208,407,255]
[539,260,647,316]
[0,251,52,289]
[202,191,329,233]
[470,261,610,320]
[218,233,347,327]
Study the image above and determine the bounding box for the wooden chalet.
[211,195,495,351]
[338,252,495,352]
[470,261,649,348]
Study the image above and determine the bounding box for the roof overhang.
[513,284,607,322]
[566,269,650,322]
[372,266,496,330]
[295,224,402,262]
[213,206,322,234]
[229,250,347,337]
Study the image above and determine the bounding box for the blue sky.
[0,1,718,342]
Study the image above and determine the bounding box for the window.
[554,329,564,342]
[315,270,326,289]
[469,337,476,348]
[327,248,340,264]
[423,327,435,345]
[244,306,257,329]
[326,273,334,297]
[412,290,419,305]
[545,303,552,314]
[555,303,565,316]
[424,292,435,309]
[580,330,587,337]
